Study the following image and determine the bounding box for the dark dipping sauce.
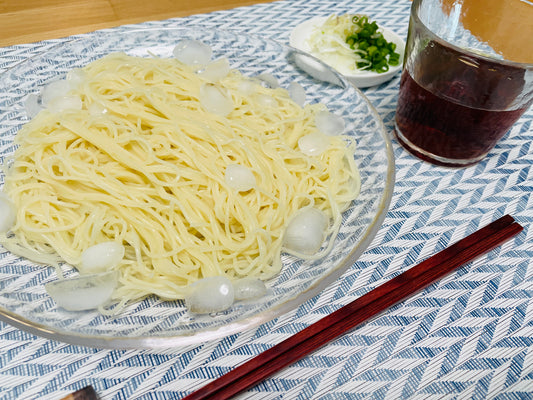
[395,39,530,167]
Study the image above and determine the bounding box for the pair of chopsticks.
[183,214,523,400]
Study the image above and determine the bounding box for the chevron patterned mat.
[0,0,532,399]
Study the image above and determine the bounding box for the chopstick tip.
[61,385,99,400]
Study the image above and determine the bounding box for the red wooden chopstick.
[183,214,523,400]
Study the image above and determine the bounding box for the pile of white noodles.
[0,51,360,311]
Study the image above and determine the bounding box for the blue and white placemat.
[1,0,532,398]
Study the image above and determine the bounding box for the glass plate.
[0,27,394,349]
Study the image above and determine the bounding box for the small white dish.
[290,16,405,88]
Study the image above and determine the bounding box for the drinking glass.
[394,0,533,167]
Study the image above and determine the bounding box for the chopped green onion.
[345,15,401,73]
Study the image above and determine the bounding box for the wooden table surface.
[3,0,531,63]
[0,0,274,47]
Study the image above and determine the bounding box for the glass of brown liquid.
[394,0,533,167]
